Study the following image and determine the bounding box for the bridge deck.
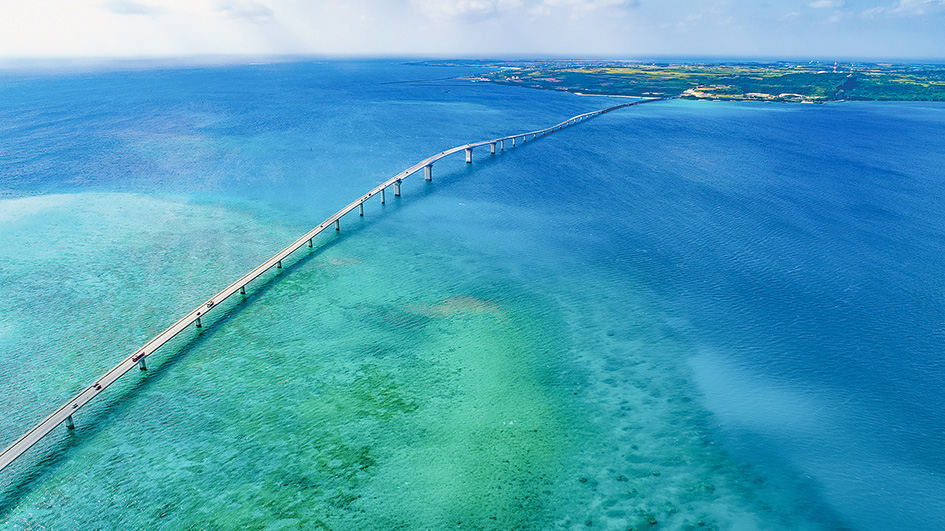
[0,98,658,473]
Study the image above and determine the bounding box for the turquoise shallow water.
[1,61,944,530]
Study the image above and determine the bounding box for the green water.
[0,193,579,530]
[1,191,839,530]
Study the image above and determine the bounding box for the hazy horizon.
[3,0,944,62]
[1,54,942,74]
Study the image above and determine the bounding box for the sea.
[0,59,943,530]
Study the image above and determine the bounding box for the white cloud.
[541,0,638,9]
[409,0,522,20]
[0,0,942,60]
[218,0,275,23]
[538,0,638,17]
[827,10,849,21]
[809,0,845,7]
[893,0,945,13]
[104,0,164,15]
[807,0,849,23]
[863,0,945,16]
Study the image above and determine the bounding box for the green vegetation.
[478,61,945,102]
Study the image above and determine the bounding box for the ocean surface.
[0,60,943,530]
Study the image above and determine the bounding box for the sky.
[1,0,943,60]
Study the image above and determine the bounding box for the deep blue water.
[0,60,943,530]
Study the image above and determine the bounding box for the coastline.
[478,60,945,103]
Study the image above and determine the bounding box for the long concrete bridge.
[0,98,657,473]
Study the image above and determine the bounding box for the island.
[468,60,945,102]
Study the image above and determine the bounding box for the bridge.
[0,98,657,473]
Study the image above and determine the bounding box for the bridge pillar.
[500,140,504,151]
[394,180,401,196]
[195,315,202,328]
[240,286,246,295]
[308,238,313,248]
[138,357,147,371]
[512,137,516,146]
[277,260,282,269]
[359,202,364,216]
[465,148,473,163]
[490,142,496,154]
[381,188,386,204]
[424,164,432,181]
[64,415,75,430]
[335,220,340,231]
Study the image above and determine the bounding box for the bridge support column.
[195,316,202,328]
[500,140,504,151]
[308,239,313,248]
[240,286,246,295]
[381,188,385,204]
[277,260,282,269]
[424,165,432,181]
[394,180,401,196]
[490,142,496,154]
[512,137,515,146]
[138,357,147,371]
[335,220,340,231]
[522,135,526,143]
[359,202,364,216]
[64,415,75,430]
[465,148,473,163]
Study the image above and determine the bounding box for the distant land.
[437,60,945,103]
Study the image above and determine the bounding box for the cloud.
[807,0,849,23]
[827,10,850,22]
[2,0,944,59]
[538,0,639,16]
[103,0,163,15]
[863,0,945,16]
[410,0,635,20]
[891,0,945,13]
[217,0,275,23]
[541,0,638,9]
[409,0,522,20]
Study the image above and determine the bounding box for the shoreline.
[489,82,945,104]
[478,60,945,103]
